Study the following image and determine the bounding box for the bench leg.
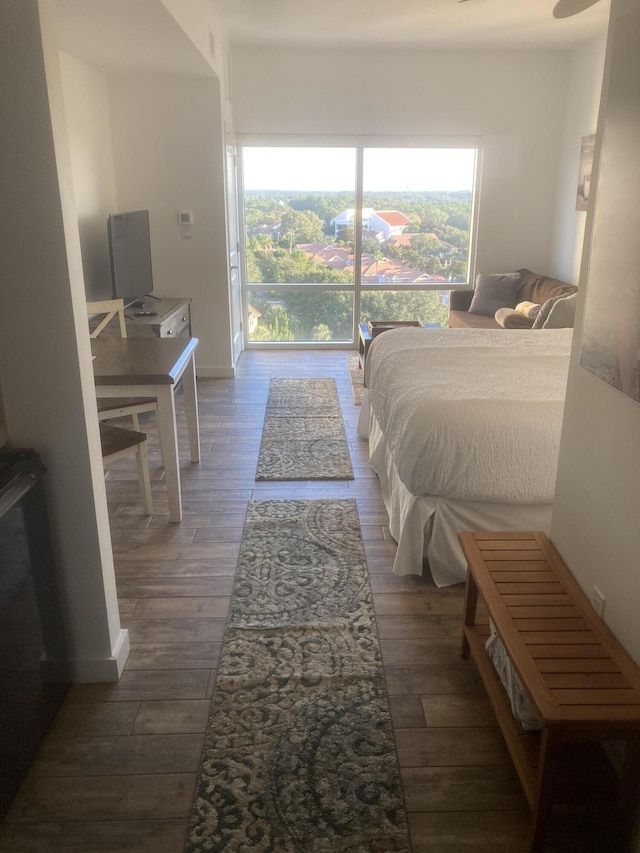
[530,727,558,853]
[620,736,640,850]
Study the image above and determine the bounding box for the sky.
[242,147,476,193]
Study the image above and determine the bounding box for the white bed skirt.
[362,398,553,587]
[356,390,371,439]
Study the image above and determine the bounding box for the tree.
[285,291,353,340]
[361,236,380,255]
[250,304,295,342]
[336,225,354,246]
[245,251,263,284]
[312,324,332,341]
[278,209,324,246]
[360,290,448,327]
[372,247,384,280]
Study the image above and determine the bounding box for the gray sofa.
[449,268,577,330]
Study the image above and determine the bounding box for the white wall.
[0,0,236,685]
[57,45,235,375]
[549,37,607,286]
[107,74,233,375]
[552,0,640,664]
[161,0,221,78]
[0,0,128,682]
[231,46,573,279]
[59,51,118,301]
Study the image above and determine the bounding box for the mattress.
[364,327,572,504]
[367,410,554,585]
[361,327,572,584]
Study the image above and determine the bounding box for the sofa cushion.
[449,308,500,329]
[541,293,578,329]
[516,268,577,304]
[468,273,521,316]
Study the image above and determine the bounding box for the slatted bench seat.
[459,530,640,852]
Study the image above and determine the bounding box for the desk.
[92,337,200,522]
[124,297,191,339]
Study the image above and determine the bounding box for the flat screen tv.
[107,209,154,308]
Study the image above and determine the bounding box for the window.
[241,143,478,345]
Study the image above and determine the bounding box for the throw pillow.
[532,294,567,329]
[542,293,578,329]
[468,272,521,317]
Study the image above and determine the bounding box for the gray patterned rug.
[255,379,354,480]
[185,499,410,853]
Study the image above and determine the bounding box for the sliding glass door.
[241,142,478,345]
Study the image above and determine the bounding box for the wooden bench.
[459,530,640,852]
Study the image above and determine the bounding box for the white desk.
[92,336,200,522]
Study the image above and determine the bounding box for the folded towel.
[494,307,534,329]
[515,301,541,318]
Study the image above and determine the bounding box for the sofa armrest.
[449,288,474,312]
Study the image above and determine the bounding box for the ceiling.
[217,0,611,50]
[52,0,612,77]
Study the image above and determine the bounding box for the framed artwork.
[575,134,595,211]
[581,277,640,403]
[578,63,640,403]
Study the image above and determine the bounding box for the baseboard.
[66,628,131,683]
[196,366,236,378]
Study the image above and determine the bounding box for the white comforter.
[365,327,572,504]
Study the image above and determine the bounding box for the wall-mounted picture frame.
[579,114,640,403]
[576,134,595,211]
[581,278,640,403]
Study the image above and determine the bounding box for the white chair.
[88,298,128,338]
[99,422,153,515]
[87,299,159,435]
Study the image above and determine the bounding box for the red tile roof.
[373,210,411,226]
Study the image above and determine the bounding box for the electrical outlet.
[591,586,605,617]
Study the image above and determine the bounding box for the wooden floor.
[0,350,606,852]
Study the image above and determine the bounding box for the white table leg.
[156,386,182,522]
[181,353,200,463]
[135,440,154,516]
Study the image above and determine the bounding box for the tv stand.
[124,296,191,338]
[126,294,160,310]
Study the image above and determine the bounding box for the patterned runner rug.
[255,378,354,480]
[185,499,410,852]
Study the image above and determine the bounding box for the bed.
[357,326,573,586]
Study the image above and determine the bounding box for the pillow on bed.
[541,293,578,329]
[468,273,521,316]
